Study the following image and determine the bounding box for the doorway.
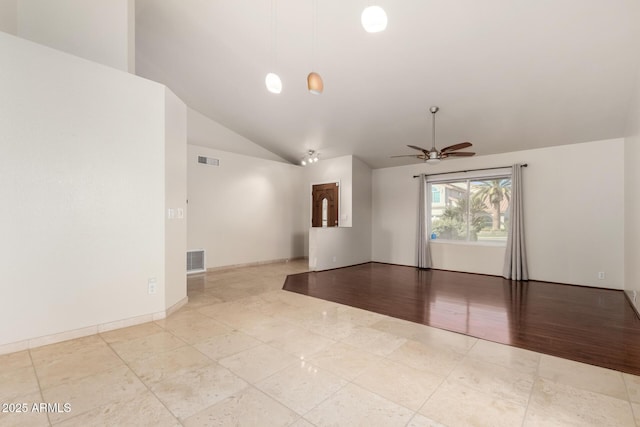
[312,183,338,227]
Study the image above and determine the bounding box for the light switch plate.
[148,277,157,294]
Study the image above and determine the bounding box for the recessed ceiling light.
[361,6,387,33]
[265,72,282,94]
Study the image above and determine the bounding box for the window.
[429,174,511,244]
[431,187,441,204]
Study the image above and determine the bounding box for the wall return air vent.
[187,249,206,274]
[198,156,219,166]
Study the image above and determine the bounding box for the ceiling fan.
[392,106,475,164]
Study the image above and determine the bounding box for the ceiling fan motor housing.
[392,106,474,162]
[426,151,441,163]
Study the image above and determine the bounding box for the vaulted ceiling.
[135,0,640,168]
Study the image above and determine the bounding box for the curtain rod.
[413,163,527,178]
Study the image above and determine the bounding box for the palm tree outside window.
[428,176,511,243]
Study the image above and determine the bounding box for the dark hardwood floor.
[283,262,640,376]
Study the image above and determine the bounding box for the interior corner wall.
[164,88,187,309]
[351,157,372,254]
[0,32,169,347]
[625,60,640,310]
[187,145,305,269]
[187,107,286,163]
[352,156,373,262]
[372,139,625,289]
[16,0,134,72]
[0,0,17,34]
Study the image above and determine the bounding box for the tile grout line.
[97,331,187,426]
[621,374,639,427]
[28,337,135,424]
[519,356,540,427]
[27,348,52,427]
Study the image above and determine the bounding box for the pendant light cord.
[271,0,277,67]
[312,0,317,70]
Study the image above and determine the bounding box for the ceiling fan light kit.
[391,106,476,163]
[426,152,441,164]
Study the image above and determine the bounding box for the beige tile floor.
[1,259,640,426]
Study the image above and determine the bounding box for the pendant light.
[307,72,323,95]
[361,5,387,33]
[266,0,282,94]
[307,0,323,94]
[265,73,282,94]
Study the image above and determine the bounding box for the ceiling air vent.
[198,156,219,166]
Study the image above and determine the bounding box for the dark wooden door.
[312,183,339,227]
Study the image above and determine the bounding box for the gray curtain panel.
[503,164,528,280]
[417,174,431,269]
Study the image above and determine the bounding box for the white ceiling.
[135,0,640,169]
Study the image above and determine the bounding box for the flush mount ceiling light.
[301,150,319,166]
[265,0,282,94]
[361,5,387,33]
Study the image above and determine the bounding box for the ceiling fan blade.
[390,155,423,158]
[443,151,475,157]
[407,145,429,154]
[441,142,472,152]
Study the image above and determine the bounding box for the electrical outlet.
[332,256,337,262]
[597,272,605,280]
[148,277,157,294]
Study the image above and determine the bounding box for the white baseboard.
[204,257,308,273]
[166,296,189,317]
[0,296,190,356]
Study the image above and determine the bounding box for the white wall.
[307,156,372,271]
[164,88,187,308]
[309,227,367,270]
[0,32,184,348]
[0,0,16,34]
[373,139,625,289]
[186,150,372,272]
[353,156,373,262]
[187,145,305,269]
[188,107,286,163]
[625,62,640,310]
[16,0,135,72]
